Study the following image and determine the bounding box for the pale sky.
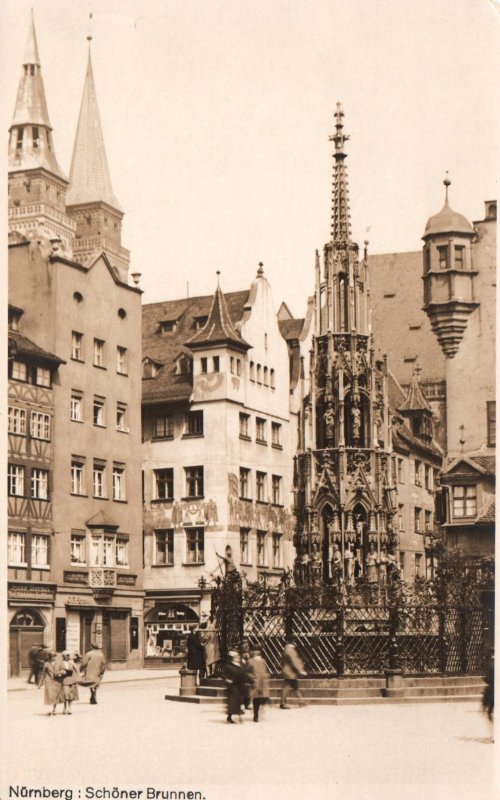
[1,0,499,316]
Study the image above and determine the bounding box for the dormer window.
[160,320,177,334]
[143,360,159,379]
[175,354,193,375]
[193,316,208,330]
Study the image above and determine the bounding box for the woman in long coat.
[246,646,270,722]
[38,652,65,715]
[60,651,79,714]
[79,643,106,704]
[224,651,249,723]
[203,616,221,677]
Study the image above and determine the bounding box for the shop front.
[8,581,57,676]
[144,603,199,663]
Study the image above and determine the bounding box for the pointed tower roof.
[329,102,351,244]
[187,276,251,351]
[399,367,432,412]
[423,176,472,238]
[9,10,65,178]
[66,41,122,210]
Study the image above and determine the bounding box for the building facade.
[141,270,296,660]
[8,14,144,672]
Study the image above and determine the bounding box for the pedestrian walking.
[38,652,65,715]
[482,648,494,740]
[240,640,252,710]
[36,644,50,684]
[60,651,79,715]
[27,644,42,685]
[246,646,270,722]
[202,613,220,677]
[186,625,205,685]
[79,642,106,704]
[224,650,249,723]
[280,638,307,709]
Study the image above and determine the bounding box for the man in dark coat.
[27,644,42,684]
[246,646,271,722]
[224,650,250,723]
[186,626,205,685]
[280,638,307,708]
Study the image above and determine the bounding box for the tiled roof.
[471,456,496,475]
[391,418,442,459]
[399,371,432,412]
[9,330,64,365]
[142,290,249,403]
[476,500,495,525]
[278,318,305,341]
[187,284,250,351]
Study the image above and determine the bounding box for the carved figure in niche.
[344,544,354,585]
[366,543,378,584]
[378,545,388,586]
[331,543,342,586]
[310,543,322,584]
[351,406,361,440]
[324,404,335,440]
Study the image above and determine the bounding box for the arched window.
[256,364,262,384]
[249,361,255,382]
[263,366,269,386]
[270,368,275,389]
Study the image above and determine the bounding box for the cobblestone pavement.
[4,679,496,800]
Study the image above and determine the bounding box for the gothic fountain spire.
[329,102,351,246]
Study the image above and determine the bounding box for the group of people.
[186,616,220,681]
[223,638,307,723]
[28,643,106,715]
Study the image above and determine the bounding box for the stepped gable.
[142,290,249,403]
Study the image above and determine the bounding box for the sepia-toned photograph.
[1,1,497,799]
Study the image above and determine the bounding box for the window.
[212,356,220,373]
[154,468,174,500]
[31,411,50,440]
[415,507,422,533]
[116,403,128,432]
[425,510,432,532]
[230,357,235,374]
[487,401,496,447]
[153,414,173,439]
[70,393,83,422]
[414,460,422,486]
[32,126,40,148]
[272,422,282,447]
[31,469,48,500]
[256,364,262,383]
[70,534,86,565]
[399,552,405,573]
[272,533,281,567]
[93,338,105,367]
[424,465,432,491]
[72,331,83,361]
[185,411,203,436]
[32,535,49,568]
[185,467,204,498]
[263,366,269,386]
[35,366,51,387]
[415,553,423,579]
[249,361,255,382]
[160,320,177,333]
[437,245,448,270]
[8,532,26,566]
[239,468,250,499]
[256,471,266,502]
[71,460,85,495]
[8,406,26,435]
[11,360,27,381]
[93,397,105,427]
[272,475,281,505]
[257,531,267,566]
[112,466,126,501]
[256,418,267,444]
[155,530,174,565]
[452,485,476,518]
[8,465,25,496]
[236,359,242,377]
[93,464,106,498]
[270,368,275,389]
[117,346,128,374]
[90,534,115,567]
[201,357,208,374]
[194,316,208,330]
[16,128,24,151]
[237,414,251,444]
[116,539,129,567]
[143,360,158,379]
[398,504,404,531]
[240,528,250,564]
[186,527,204,563]
[454,246,465,268]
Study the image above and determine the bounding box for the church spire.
[9,9,65,178]
[329,102,351,245]
[66,40,121,210]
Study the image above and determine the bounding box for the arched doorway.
[144,603,199,662]
[9,609,46,676]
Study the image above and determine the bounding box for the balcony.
[89,567,116,601]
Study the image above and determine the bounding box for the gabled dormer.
[398,367,434,445]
